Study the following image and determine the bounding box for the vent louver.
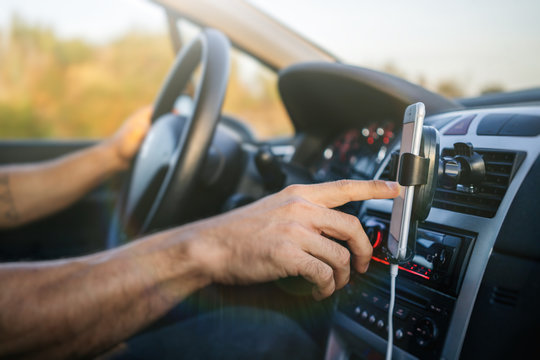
[433,149,523,218]
[378,148,524,218]
[490,286,519,307]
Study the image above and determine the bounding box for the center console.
[337,211,475,359]
[325,107,540,360]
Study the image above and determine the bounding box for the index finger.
[286,180,400,209]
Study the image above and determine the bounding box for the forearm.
[0,142,122,228]
[0,226,209,359]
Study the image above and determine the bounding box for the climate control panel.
[338,274,454,359]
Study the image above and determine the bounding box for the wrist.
[99,139,128,173]
[143,226,214,300]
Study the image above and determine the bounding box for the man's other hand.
[190,180,400,300]
[107,106,152,169]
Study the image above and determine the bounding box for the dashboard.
[276,62,540,360]
[323,108,540,360]
[313,122,396,181]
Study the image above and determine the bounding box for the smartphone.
[387,103,425,261]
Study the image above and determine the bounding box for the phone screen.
[387,104,424,261]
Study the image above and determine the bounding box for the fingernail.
[385,181,398,191]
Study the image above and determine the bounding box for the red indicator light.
[367,137,374,145]
[371,256,431,280]
[383,136,389,144]
[373,230,382,248]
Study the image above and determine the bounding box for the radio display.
[363,214,474,295]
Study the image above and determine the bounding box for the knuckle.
[278,221,303,237]
[337,248,351,268]
[319,264,334,285]
[356,226,367,241]
[334,179,355,202]
[364,243,374,258]
[284,196,312,214]
[283,184,304,196]
[335,179,354,192]
[364,181,377,199]
[369,180,389,198]
[345,213,362,230]
[373,180,387,193]
[274,240,296,260]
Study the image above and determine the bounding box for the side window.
[0,0,172,139]
[177,19,294,140]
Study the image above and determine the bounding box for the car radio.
[363,212,474,296]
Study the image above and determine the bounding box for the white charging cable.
[386,264,399,360]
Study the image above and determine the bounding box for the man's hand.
[0,179,398,358]
[0,106,152,228]
[106,106,152,170]
[190,180,400,300]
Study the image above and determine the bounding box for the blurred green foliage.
[0,16,173,138]
[0,15,293,139]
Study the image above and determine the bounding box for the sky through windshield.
[249,0,540,97]
[1,0,539,98]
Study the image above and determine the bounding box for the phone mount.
[385,128,489,264]
[386,126,440,264]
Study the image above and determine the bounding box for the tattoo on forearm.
[0,174,19,222]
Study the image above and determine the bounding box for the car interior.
[1,1,539,359]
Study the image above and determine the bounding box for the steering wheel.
[108,29,230,246]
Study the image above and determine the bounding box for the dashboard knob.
[361,310,369,320]
[414,317,438,347]
[255,146,286,191]
[441,157,461,188]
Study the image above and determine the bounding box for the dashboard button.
[394,306,409,319]
[361,310,369,320]
[374,299,389,311]
[414,317,438,347]
[377,320,385,329]
[499,114,540,136]
[477,113,512,135]
[368,315,376,324]
[444,114,475,135]
[395,329,404,340]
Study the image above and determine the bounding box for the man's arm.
[0,180,399,359]
[0,226,208,359]
[0,107,151,228]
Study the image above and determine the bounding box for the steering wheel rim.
[108,29,230,245]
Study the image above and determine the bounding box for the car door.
[0,0,173,261]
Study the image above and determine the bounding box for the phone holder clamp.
[386,125,440,265]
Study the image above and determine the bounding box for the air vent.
[378,148,524,217]
[433,149,524,218]
[489,286,519,307]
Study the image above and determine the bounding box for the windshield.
[249,0,540,98]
